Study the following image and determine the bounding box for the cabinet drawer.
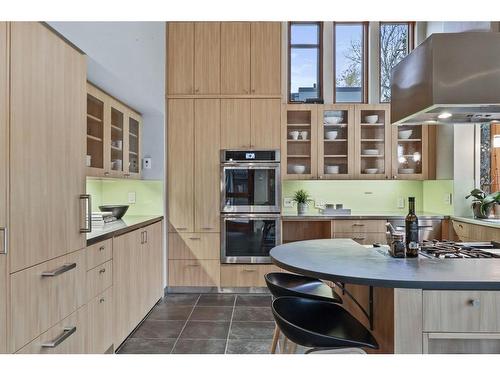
[10,248,86,352]
[168,232,220,260]
[168,259,220,287]
[16,305,87,354]
[87,239,112,271]
[423,291,500,332]
[87,287,113,354]
[452,221,470,241]
[333,232,387,245]
[87,260,113,301]
[333,220,386,233]
[220,264,280,287]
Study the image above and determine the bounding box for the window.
[379,22,414,102]
[479,123,500,194]
[288,22,322,103]
[334,22,367,103]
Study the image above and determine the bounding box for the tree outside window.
[379,22,413,102]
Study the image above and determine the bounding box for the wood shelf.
[360,123,385,126]
[287,139,310,142]
[398,139,422,142]
[129,133,138,138]
[323,123,347,127]
[361,139,384,142]
[287,155,311,158]
[361,154,384,158]
[323,139,347,142]
[287,123,311,127]
[111,125,123,132]
[129,151,138,156]
[324,154,348,158]
[87,134,102,142]
[87,114,102,123]
[111,145,123,152]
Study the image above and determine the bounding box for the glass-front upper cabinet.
[86,84,109,177]
[281,104,318,179]
[318,105,354,179]
[110,102,125,176]
[127,112,142,177]
[355,104,391,179]
[392,124,428,180]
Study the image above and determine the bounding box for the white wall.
[48,22,166,181]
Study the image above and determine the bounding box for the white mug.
[86,155,92,167]
[289,131,299,140]
[300,131,308,140]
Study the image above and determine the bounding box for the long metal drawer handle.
[189,237,201,240]
[201,227,213,230]
[41,326,77,348]
[145,231,148,244]
[353,237,366,241]
[41,263,77,277]
[186,264,200,268]
[352,224,365,227]
[80,194,92,233]
[0,227,7,255]
[243,269,257,272]
[176,227,187,231]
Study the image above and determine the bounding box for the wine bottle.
[405,197,419,257]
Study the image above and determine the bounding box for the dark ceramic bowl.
[99,205,129,219]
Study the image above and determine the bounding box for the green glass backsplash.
[422,180,455,215]
[282,180,454,215]
[86,178,164,216]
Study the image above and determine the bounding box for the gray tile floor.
[117,293,276,354]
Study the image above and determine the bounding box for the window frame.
[288,21,323,103]
[333,21,369,104]
[378,21,415,103]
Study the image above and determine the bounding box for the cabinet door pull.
[243,269,257,272]
[176,227,187,231]
[468,299,481,307]
[186,264,200,268]
[79,194,92,233]
[41,263,77,277]
[352,223,365,227]
[99,246,105,252]
[145,231,148,244]
[140,231,144,244]
[353,237,366,241]
[201,227,213,230]
[99,268,106,274]
[189,237,201,240]
[99,298,105,303]
[0,227,7,255]
[41,326,77,348]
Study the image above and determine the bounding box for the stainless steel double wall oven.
[220,150,281,264]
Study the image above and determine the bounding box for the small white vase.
[297,203,307,215]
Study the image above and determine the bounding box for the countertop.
[86,215,163,245]
[451,216,500,229]
[270,238,500,290]
[282,211,447,220]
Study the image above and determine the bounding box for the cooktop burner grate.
[419,240,500,259]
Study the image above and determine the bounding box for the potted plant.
[465,188,500,219]
[293,189,312,215]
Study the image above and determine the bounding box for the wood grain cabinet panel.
[143,222,164,307]
[250,22,281,95]
[169,232,220,260]
[194,22,220,94]
[251,99,281,149]
[194,99,220,232]
[221,22,251,95]
[167,99,194,233]
[87,287,113,354]
[333,220,387,233]
[10,248,87,353]
[86,239,112,271]
[17,305,87,354]
[86,260,112,302]
[0,21,8,355]
[9,22,86,272]
[423,291,500,333]
[168,259,220,287]
[221,99,251,149]
[167,22,194,94]
[220,264,280,287]
[333,232,387,245]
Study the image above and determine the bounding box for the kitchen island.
[271,239,500,354]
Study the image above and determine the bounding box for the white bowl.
[325,131,338,140]
[289,131,299,140]
[364,168,379,174]
[292,165,306,174]
[399,168,415,174]
[398,130,412,139]
[326,165,340,174]
[364,115,379,124]
[324,116,343,125]
[362,149,379,156]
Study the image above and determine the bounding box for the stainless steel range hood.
[391,32,500,125]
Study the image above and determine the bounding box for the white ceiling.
[48,22,165,117]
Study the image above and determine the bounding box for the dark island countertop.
[86,215,163,245]
[281,211,447,220]
[270,239,500,290]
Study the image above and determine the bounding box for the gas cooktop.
[419,240,500,259]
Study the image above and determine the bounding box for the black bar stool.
[272,296,378,354]
[265,272,343,353]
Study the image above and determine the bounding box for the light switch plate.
[444,193,452,205]
[283,197,294,208]
[397,197,405,209]
[315,200,324,209]
[128,192,136,204]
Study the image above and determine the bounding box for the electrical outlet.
[143,157,152,169]
[315,200,325,209]
[283,197,294,208]
[128,192,136,204]
[397,197,405,209]
[444,193,452,205]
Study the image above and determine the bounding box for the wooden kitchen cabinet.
[194,22,220,94]
[250,22,281,95]
[87,287,113,354]
[220,264,280,287]
[221,22,251,95]
[251,99,281,149]
[194,99,220,232]
[452,220,500,242]
[167,99,195,233]
[167,22,194,95]
[0,21,7,355]
[86,84,108,177]
[221,99,251,148]
[168,232,220,260]
[9,22,87,273]
[113,222,163,348]
[168,259,220,287]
